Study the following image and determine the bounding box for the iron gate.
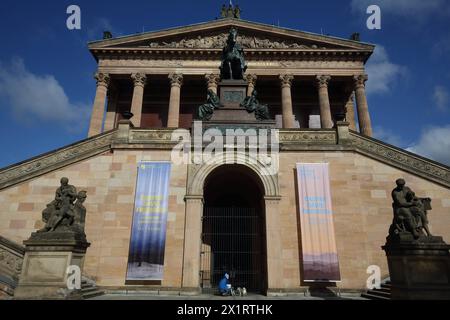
[200,206,263,293]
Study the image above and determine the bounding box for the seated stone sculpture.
[198,89,222,121]
[37,177,87,235]
[240,89,270,120]
[389,178,432,240]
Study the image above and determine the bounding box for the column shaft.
[130,73,147,127]
[245,74,257,97]
[316,75,333,129]
[354,74,372,136]
[88,72,110,137]
[167,74,183,128]
[104,89,118,131]
[345,92,357,131]
[279,74,295,129]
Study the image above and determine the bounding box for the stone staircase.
[361,280,391,300]
[81,277,104,299]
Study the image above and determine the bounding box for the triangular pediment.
[89,18,374,52]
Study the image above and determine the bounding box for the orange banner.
[296,163,341,282]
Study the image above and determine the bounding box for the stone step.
[361,293,391,301]
[81,287,99,294]
[82,290,105,299]
[369,289,391,297]
[381,283,391,289]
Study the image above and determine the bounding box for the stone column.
[316,75,333,129]
[205,73,220,95]
[130,73,147,128]
[345,91,357,131]
[354,74,373,136]
[103,87,118,131]
[182,195,203,291]
[88,72,110,137]
[264,196,283,293]
[167,73,183,128]
[279,74,295,129]
[245,74,257,96]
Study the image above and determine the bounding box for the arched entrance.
[200,164,267,293]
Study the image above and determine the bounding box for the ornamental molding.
[279,130,337,144]
[129,129,175,143]
[351,132,450,188]
[98,58,364,69]
[0,132,115,191]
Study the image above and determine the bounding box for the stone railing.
[0,236,25,297]
[0,121,448,191]
[0,131,115,191]
[350,131,450,188]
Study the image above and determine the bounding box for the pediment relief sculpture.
[148,33,329,50]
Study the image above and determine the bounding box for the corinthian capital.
[279,74,294,88]
[131,73,147,87]
[94,72,110,87]
[169,73,183,87]
[316,75,331,89]
[354,74,368,89]
[245,74,258,86]
[205,73,220,87]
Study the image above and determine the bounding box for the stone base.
[14,235,90,299]
[382,236,450,300]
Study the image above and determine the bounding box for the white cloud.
[433,86,449,112]
[0,58,90,129]
[365,45,407,95]
[351,0,448,18]
[373,126,405,147]
[407,125,450,166]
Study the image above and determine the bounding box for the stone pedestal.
[211,80,255,122]
[382,235,450,300]
[14,232,90,299]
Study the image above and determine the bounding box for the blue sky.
[0,0,449,168]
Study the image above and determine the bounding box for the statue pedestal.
[14,232,90,299]
[382,236,450,300]
[211,80,254,122]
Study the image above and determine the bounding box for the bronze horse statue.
[220,28,247,80]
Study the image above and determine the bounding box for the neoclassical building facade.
[1,16,450,297]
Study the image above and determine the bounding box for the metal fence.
[200,206,264,293]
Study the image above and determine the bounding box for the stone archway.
[181,152,282,294]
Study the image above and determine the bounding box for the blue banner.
[126,162,171,280]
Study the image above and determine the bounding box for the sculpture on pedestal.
[36,177,87,237]
[382,179,450,300]
[389,178,432,240]
[220,28,247,80]
[240,89,270,120]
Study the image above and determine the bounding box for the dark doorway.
[200,165,267,294]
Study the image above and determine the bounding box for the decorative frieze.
[351,133,450,187]
[0,132,115,190]
[279,131,337,144]
[148,33,330,50]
